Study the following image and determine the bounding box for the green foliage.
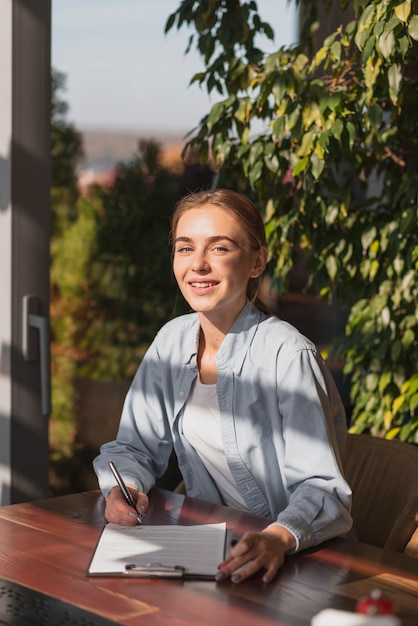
[50,67,215,463]
[77,141,193,380]
[52,141,196,385]
[51,70,84,231]
[50,194,99,458]
[50,69,86,458]
[166,0,418,442]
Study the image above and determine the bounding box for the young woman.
[93,188,353,584]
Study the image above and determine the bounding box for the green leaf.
[234,98,251,125]
[272,114,286,139]
[345,122,356,149]
[297,130,315,157]
[312,46,328,69]
[331,118,344,140]
[386,427,401,439]
[392,395,405,413]
[190,71,207,85]
[292,156,309,176]
[401,328,415,347]
[287,105,302,132]
[411,393,418,412]
[398,35,410,58]
[325,255,338,280]
[355,4,376,50]
[388,64,402,105]
[264,153,280,174]
[325,204,339,226]
[164,12,176,33]
[261,21,275,41]
[249,141,264,167]
[378,371,392,393]
[207,101,225,132]
[369,259,379,280]
[400,422,412,442]
[377,30,396,60]
[272,75,286,104]
[241,125,250,145]
[408,375,418,394]
[365,55,382,94]
[213,139,231,163]
[385,14,402,32]
[248,160,263,187]
[365,373,379,391]
[408,15,418,40]
[361,226,377,250]
[318,130,330,151]
[330,41,342,61]
[265,51,281,73]
[394,1,411,23]
[314,140,325,160]
[294,53,309,72]
[381,306,391,326]
[302,102,322,129]
[310,152,325,179]
[362,35,376,62]
[327,92,342,112]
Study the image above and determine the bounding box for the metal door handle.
[22,295,51,416]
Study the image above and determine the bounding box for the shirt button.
[179,390,185,397]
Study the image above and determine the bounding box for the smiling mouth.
[190,282,218,288]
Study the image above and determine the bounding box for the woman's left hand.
[215,525,296,584]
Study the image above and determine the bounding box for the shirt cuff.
[266,522,300,554]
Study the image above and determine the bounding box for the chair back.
[344,434,418,553]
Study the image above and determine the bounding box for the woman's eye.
[176,246,192,254]
[213,246,228,253]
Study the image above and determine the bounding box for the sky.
[51,1,298,135]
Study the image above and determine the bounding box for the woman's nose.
[191,249,209,272]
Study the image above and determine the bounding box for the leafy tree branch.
[167,0,418,442]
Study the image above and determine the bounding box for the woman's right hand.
[104,485,148,525]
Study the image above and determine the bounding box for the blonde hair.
[171,189,269,313]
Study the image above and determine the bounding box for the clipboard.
[87,522,227,580]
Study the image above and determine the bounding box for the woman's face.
[173,205,266,326]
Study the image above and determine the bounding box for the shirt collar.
[181,301,266,374]
[217,301,264,374]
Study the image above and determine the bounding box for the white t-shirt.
[182,378,247,510]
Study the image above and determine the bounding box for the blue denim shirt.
[93,301,353,551]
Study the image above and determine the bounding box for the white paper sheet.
[88,523,226,579]
[311,609,401,626]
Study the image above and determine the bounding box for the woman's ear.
[250,246,268,278]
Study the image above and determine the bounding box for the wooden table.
[0,488,416,625]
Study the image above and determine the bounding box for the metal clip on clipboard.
[124,563,186,578]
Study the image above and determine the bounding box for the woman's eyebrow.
[174,235,239,245]
[174,236,192,243]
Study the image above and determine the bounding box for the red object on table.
[356,589,396,615]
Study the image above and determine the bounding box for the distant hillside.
[79,128,188,174]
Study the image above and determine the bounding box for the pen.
[108,461,143,524]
